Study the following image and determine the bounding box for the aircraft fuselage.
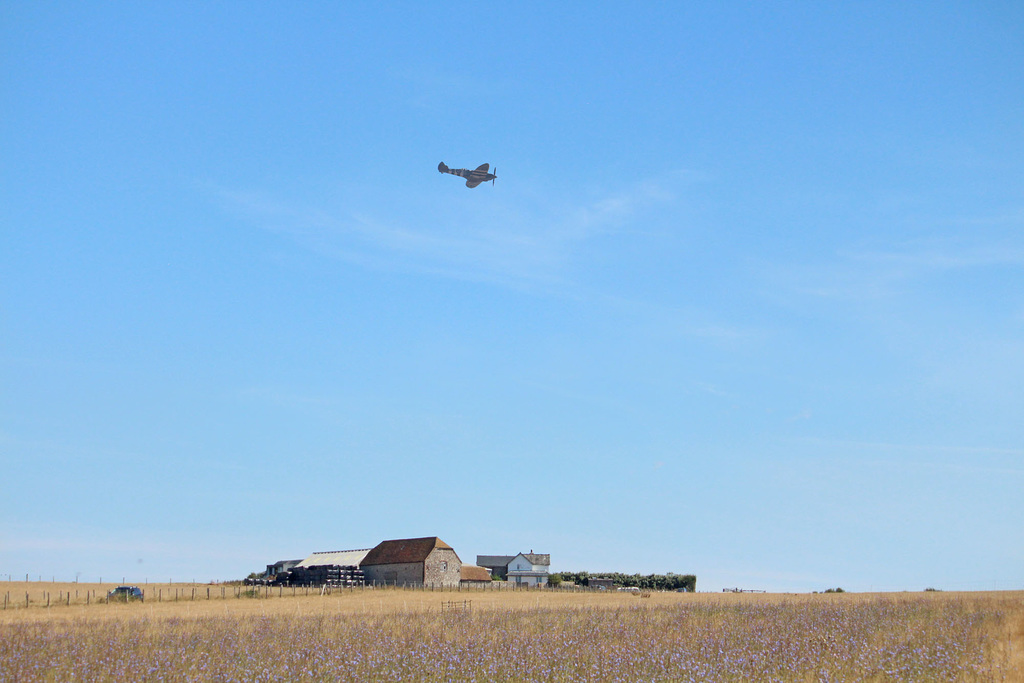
[438,161,495,188]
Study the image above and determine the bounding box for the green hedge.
[554,571,696,592]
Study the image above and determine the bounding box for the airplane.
[438,161,496,188]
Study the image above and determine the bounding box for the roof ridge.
[362,537,456,566]
[311,548,372,554]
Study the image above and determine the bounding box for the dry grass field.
[1,582,1021,681]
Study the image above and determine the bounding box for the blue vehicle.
[107,585,144,602]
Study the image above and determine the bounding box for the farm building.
[477,551,551,586]
[287,548,370,586]
[589,578,615,591]
[460,565,492,585]
[361,537,462,588]
[475,555,515,580]
[298,549,371,569]
[262,549,369,587]
[265,559,302,578]
[507,552,551,586]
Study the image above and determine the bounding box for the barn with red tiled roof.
[360,536,462,587]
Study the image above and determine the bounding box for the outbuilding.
[361,537,462,588]
[476,555,515,580]
[460,565,492,586]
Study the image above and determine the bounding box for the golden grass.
[2,585,1020,680]
[1000,594,1024,677]
[0,581,705,622]
[1,581,1019,618]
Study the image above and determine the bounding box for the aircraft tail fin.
[438,162,449,173]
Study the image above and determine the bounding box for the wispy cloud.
[567,176,681,237]
[2,533,192,556]
[797,436,1024,458]
[389,65,509,111]
[206,171,767,348]
[844,239,1024,273]
[0,523,274,580]
[591,292,768,348]
[766,231,1024,304]
[793,436,1024,477]
[692,381,735,398]
[208,173,693,290]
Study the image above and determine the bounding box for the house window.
[441,561,447,571]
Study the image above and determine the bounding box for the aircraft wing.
[474,163,489,172]
[465,179,483,188]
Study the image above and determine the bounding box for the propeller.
[493,167,497,185]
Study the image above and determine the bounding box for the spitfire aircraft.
[438,161,496,188]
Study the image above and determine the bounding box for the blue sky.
[2,2,1022,591]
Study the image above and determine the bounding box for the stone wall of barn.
[362,562,422,586]
[424,548,462,587]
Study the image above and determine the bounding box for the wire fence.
[1,579,615,612]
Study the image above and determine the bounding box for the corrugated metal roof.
[461,565,492,582]
[476,555,515,567]
[297,549,371,568]
[361,537,454,566]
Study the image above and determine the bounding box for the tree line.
[552,571,696,592]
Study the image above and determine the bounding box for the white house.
[506,552,550,586]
